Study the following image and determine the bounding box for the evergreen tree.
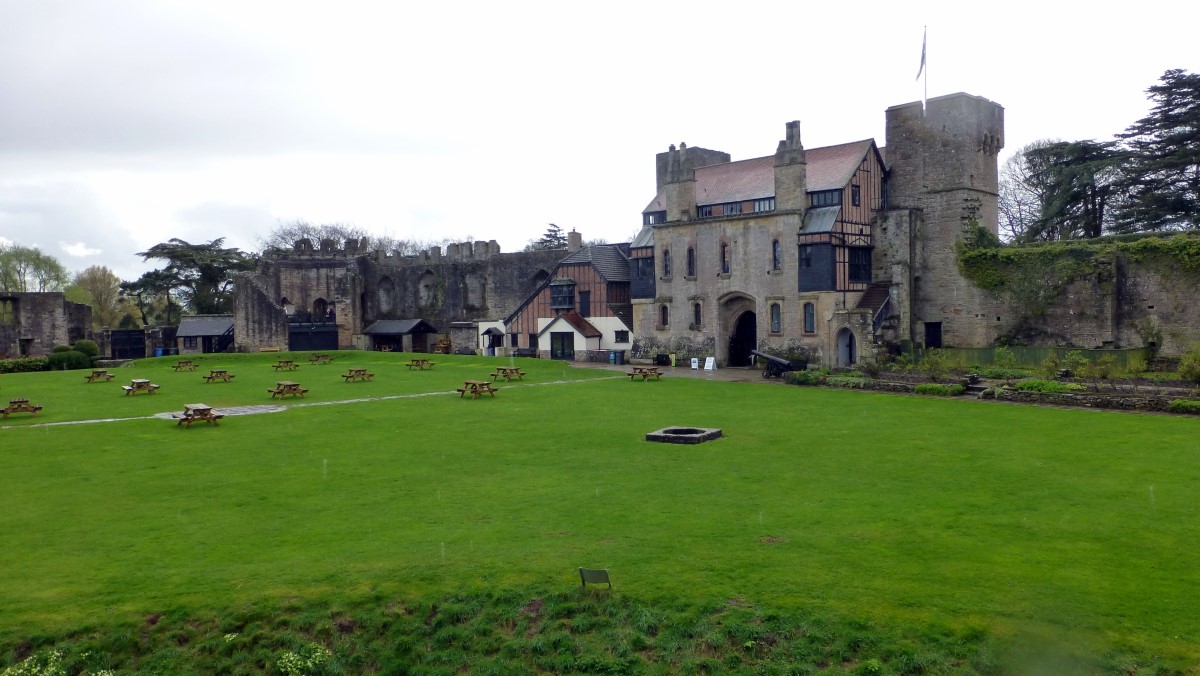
[1025,140,1125,239]
[1115,69,1200,231]
[527,223,568,251]
[125,238,256,318]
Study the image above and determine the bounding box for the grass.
[2,351,1198,673]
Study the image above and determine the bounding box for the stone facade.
[0,292,92,357]
[233,238,564,353]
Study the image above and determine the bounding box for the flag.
[915,27,926,81]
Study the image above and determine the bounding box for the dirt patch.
[145,612,162,626]
[520,598,544,618]
[334,616,357,635]
[758,535,788,544]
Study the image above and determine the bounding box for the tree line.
[1000,69,1200,243]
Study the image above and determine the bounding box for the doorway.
[550,332,574,360]
[728,312,757,367]
[836,328,857,366]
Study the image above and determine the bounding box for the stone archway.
[836,327,857,367]
[718,292,757,367]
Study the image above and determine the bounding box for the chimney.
[567,230,583,252]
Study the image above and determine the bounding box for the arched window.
[686,247,696,277]
[803,302,815,333]
[720,243,730,274]
[770,303,781,333]
[660,304,670,326]
[312,298,328,318]
[771,240,781,271]
[662,249,672,277]
[693,302,702,327]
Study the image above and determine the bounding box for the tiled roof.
[559,244,630,282]
[642,139,878,211]
[538,311,602,339]
[363,319,439,335]
[176,314,233,337]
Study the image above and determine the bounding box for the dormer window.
[753,198,775,213]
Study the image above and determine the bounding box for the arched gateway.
[719,293,757,367]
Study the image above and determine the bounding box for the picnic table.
[268,380,308,398]
[377,345,393,352]
[273,359,299,371]
[457,380,498,399]
[84,369,114,383]
[2,398,42,419]
[490,366,526,381]
[627,366,663,381]
[172,403,224,428]
[173,360,197,371]
[123,379,160,395]
[204,369,235,383]
[341,367,375,382]
[309,354,334,365]
[406,358,435,370]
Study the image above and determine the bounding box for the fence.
[917,346,1151,369]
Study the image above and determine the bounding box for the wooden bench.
[173,361,197,371]
[122,383,160,395]
[578,567,611,589]
[309,354,333,365]
[2,400,43,419]
[457,381,498,399]
[267,386,308,398]
[627,368,662,381]
[341,370,375,381]
[203,372,235,383]
[84,370,114,383]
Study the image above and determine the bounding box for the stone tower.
[663,143,697,223]
[883,92,1006,349]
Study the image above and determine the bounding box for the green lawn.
[1,351,1197,673]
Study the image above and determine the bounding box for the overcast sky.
[1,0,1197,281]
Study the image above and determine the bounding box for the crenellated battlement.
[264,238,505,264]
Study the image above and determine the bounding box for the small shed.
[176,315,234,354]
[363,319,440,353]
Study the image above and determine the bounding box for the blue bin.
[154,347,164,358]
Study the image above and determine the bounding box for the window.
[723,202,742,216]
[660,305,669,326]
[771,240,782,271]
[770,303,781,333]
[803,302,815,333]
[720,243,730,274]
[643,211,665,225]
[614,330,629,343]
[810,190,841,207]
[693,302,702,327]
[528,333,537,347]
[662,249,672,277]
[697,205,713,218]
[799,245,812,270]
[753,197,775,212]
[686,247,696,277]
[636,257,654,279]
[851,184,861,207]
[0,300,13,324]
[510,333,519,347]
[849,248,871,283]
[183,336,198,349]
[579,290,591,317]
[550,282,575,309]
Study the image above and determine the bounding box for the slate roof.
[642,138,878,212]
[537,311,602,339]
[558,244,630,282]
[363,319,439,335]
[176,314,234,337]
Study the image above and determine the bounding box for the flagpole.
[916,26,927,115]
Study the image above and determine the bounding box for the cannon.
[750,350,806,379]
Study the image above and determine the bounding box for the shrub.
[917,348,952,382]
[993,346,1017,372]
[1063,350,1089,374]
[784,370,825,386]
[1179,345,1200,387]
[51,344,73,353]
[46,350,92,371]
[914,383,965,396]
[1040,353,1061,379]
[73,339,100,358]
[826,376,869,389]
[1014,379,1085,393]
[0,357,49,374]
[1168,400,1200,415]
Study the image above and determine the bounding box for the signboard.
[704,357,716,371]
[690,357,699,370]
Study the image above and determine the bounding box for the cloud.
[61,241,103,257]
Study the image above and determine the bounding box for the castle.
[227,91,1198,366]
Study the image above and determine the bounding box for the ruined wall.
[0,292,93,357]
[233,275,288,352]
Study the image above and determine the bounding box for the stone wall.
[0,292,93,357]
